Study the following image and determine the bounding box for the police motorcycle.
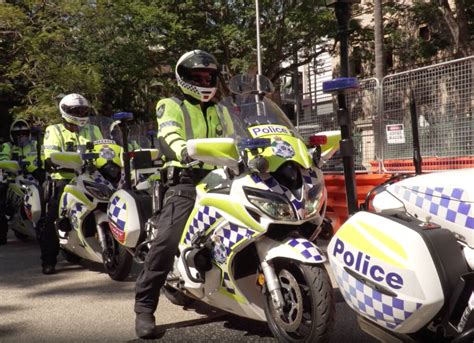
[47,115,133,281]
[106,118,163,264]
[0,159,38,240]
[2,128,44,241]
[325,78,474,342]
[109,74,336,342]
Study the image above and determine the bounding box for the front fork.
[94,210,109,253]
[256,243,285,315]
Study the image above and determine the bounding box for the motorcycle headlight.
[305,183,324,218]
[83,181,113,201]
[99,162,121,184]
[244,187,296,221]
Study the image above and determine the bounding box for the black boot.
[135,313,157,339]
[42,264,56,275]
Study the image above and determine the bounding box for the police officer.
[40,93,100,274]
[134,50,225,338]
[0,119,42,245]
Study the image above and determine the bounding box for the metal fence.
[379,56,474,172]
[295,56,474,174]
[296,78,379,172]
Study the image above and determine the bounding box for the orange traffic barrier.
[324,173,393,233]
[371,156,474,172]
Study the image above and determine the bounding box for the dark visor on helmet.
[62,105,90,117]
[12,129,30,137]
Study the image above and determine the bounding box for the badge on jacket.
[156,104,165,118]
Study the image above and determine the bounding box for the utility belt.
[163,166,210,187]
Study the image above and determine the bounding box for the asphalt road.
[0,232,376,342]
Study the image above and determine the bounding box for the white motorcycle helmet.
[59,93,91,128]
[175,50,219,102]
[10,119,31,147]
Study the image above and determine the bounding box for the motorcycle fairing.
[388,183,474,247]
[246,131,312,172]
[328,211,445,333]
[107,195,128,243]
[183,205,224,246]
[263,237,325,263]
[250,167,325,221]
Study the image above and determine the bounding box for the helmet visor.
[62,105,90,117]
[12,129,30,138]
[185,69,218,88]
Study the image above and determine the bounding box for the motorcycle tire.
[162,285,195,307]
[264,261,335,342]
[102,230,133,281]
[61,249,82,264]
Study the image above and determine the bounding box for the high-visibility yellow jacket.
[156,97,231,168]
[43,123,102,179]
[0,141,41,174]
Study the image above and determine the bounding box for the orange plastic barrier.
[324,173,393,233]
[371,156,474,172]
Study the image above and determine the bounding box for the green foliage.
[1,0,333,125]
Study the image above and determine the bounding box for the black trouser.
[134,183,196,314]
[0,183,8,243]
[37,179,68,267]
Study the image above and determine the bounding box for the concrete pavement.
[0,231,375,342]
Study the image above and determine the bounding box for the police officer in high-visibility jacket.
[40,93,101,275]
[0,119,42,245]
[134,50,226,338]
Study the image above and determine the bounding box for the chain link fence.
[379,56,474,172]
[294,56,474,174]
[296,78,379,173]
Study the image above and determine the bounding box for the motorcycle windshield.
[128,122,156,150]
[216,74,302,143]
[83,116,123,171]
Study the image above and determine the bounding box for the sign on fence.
[386,124,405,144]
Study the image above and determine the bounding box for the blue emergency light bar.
[112,112,134,121]
[238,138,271,150]
[82,152,99,161]
[322,77,360,93]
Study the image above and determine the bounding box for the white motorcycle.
[108,74,338,342]
[45,115,133,280]
[326,79,474,341]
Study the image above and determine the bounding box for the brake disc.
[272,269,304,332]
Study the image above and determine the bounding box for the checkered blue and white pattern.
[288,238,324,262]
[24,192,31,211]
[333,263,421,330]
[69,203,85,228]
[108,196,127,231]
[184,206,222,245]
[92,172,111,186]
[251,174,304,212]
[216,224,255,256]
[393,185,474,230]
[222,271,236,295]
[301,168,319,185]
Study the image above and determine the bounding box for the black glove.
[180,148,194,164]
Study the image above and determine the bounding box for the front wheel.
[102,228,133,281]
[264,261,335,342]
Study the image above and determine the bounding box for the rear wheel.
[264,261,335,342]
[102,227,133,281]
